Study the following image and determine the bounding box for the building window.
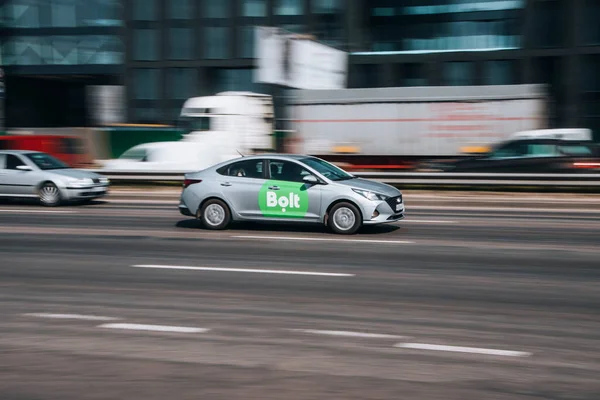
[348,64,379,88]
[312,0,341,14]
[51,2,77,27]
[168,0,193,20]
[167,68,197,99]
[401,63,427,87]
[79,0,122,27]
[532,0,563,48]
[242,0,266,17]
[134,106,161,124]
[80,35,123,65]
[313,0,343,46]
[584,0,600,45]
[204,0,229,18]
[204,27,229,59]
[133,69,160,100]
[214,69,265,93]
[238,26,255,58]
[444,62,474,86]
[133,29,159,61]
[403,1,524,15]
[169,28,194,60]
[483,60,515,85]
[133,0,157,21]
[4,1,41,28]
[2,37,43,65]
[275,0,304,16]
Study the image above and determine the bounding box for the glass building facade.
[2,0,600,134]
[0,0,123,127]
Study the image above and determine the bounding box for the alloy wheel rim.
[333,207,356,231]
[40,185,59,204]
[205,204,225,226]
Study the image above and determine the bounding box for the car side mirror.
[16,165,32,171]
[303,175,319,185]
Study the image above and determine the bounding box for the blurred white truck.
[288,84,548,157]
[102,92,274,171]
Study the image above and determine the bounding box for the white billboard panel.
[254,26,348,90]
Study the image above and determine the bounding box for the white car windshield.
[25,153,69,170]
[300,157,354,181]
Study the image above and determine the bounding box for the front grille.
[386,195,403,210]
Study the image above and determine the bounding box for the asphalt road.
[0,193,599,400]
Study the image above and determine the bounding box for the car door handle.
[221,182,232,187]
[268,186,280,190]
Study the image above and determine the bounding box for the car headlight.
[69,178,94,187]
[99,177,110,184]
[352,188,389,201]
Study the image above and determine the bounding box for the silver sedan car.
[179,155,404,234]
[0,150,109,206]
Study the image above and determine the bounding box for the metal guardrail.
[89,170,600,187]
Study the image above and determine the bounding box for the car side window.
[558,145,593,156]
[526,144,558,157]
[491,142,528,159]
[5,154,26,170]
[269,160,310,183]
[218,159,264,179]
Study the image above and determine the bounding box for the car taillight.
[183,179,202,188]
[573,162,600,169]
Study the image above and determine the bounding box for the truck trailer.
[288,84,548,161]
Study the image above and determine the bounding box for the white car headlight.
[69,178,94,187]
[99,177,110,184]
[352,188,389,201]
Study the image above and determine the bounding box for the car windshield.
[25,153,69,170]
[120,148,147,160]
[300,157,354,181]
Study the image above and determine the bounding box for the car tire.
[199,199,231,230]
[329,202,362,235]
[38,182,62,207]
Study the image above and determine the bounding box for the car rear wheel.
[199,199,231,230]
[329,202,362,235]
[39,182,61,207]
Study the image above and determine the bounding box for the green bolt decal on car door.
[258,180,309,218]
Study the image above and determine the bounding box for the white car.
[180,155,405,234]
[0,150,109,206]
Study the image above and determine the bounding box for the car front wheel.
[39,182,62,207]
[329,202,362,235]
[199,199,231,230]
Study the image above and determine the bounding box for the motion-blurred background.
[1,0,599,173]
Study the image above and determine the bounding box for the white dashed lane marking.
[23,313,119,321]
[395,343,532,357]
[0,209,77,214]
[291,329,408,339]
[131,264,355,277]
[99,323,209,333]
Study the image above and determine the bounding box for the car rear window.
[217,160,263,178]
[558,145,594,156]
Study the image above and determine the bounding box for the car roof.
[508,139,594,145]
[229,154,310,161]
[0,150,40,155]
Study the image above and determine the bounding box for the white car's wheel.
[39,182,61,207]
[199,199,231,230]
[329,202,362,235]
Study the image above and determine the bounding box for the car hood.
[49,169,104,180]
[334,178,401,197]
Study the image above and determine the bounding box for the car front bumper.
[63,185,109,200]
[359,197,405,225]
